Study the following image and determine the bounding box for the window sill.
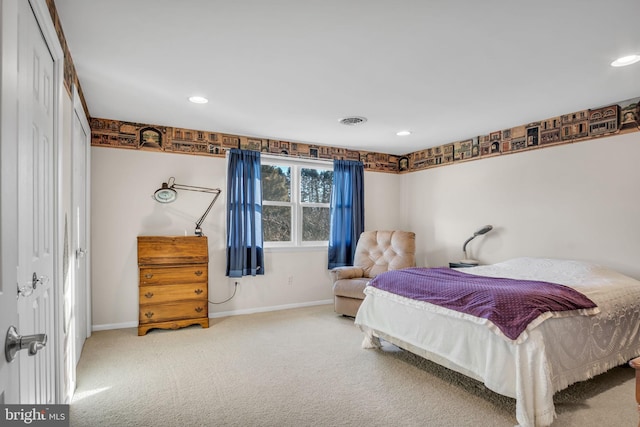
[264,246,328,253]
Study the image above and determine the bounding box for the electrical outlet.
[288,276,293,286]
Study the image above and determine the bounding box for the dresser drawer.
[137,236,208,265]
[140,283,208,304]
[139,301,207,324]
[139,264,207,285]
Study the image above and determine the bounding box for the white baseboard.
[209,299,333,318]
[91,299,334,331]
[92,321,138,332]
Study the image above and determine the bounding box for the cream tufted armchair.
[330,230,416,317]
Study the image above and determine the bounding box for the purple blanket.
[368,267,598,340]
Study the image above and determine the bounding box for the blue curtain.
[328,160,364,269]
[226,149,264,277]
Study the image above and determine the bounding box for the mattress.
[354,257,640,426]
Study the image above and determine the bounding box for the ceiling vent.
[339,116,368,126]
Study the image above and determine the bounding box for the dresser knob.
[194,270,203,276]
[145,311,154,319]
[144,292,154,298]
[144,273,153,279]
[195,307,203,313]
[194,289,203,295]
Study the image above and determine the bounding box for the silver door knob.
[4,326,47,363]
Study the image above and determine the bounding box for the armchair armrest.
[330,266,365,281]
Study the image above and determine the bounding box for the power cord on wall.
[208,281,238,304]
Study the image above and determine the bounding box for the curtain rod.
[224,150,350,165]
[224,151,334,164]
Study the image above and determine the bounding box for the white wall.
[90,148,402,328]
[93,131,640,329]
[402,132,640,279]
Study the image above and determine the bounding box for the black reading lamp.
[460,225,493,265]
[153,177,222,237]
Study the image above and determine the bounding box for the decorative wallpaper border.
[90,96,639,174]
[402,96,640,173]
[89,118,403,173]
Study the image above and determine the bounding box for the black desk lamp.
[460,225,493,265]
[153,177,221,237]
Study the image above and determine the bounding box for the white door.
[60,88,90,402]
[0,0,21,404]
[16,0,56,404]
[71,86,90,367]
[1,0,61,405]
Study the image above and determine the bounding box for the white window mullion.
[292,164,301,246]
[262,158,332,248]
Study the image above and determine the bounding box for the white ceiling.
[54,0,640,155]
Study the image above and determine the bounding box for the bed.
[354,257,640,427]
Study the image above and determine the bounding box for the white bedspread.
[354,257,640,427]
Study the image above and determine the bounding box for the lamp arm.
[462,235,476,257]
[172,183,219,194]
[170,183,222,236]
[194,191,221,236]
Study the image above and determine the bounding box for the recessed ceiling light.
[396,130,411,136]
[611,54,640,67]
[188,96,209,104]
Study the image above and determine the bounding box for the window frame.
[261,155,333,249]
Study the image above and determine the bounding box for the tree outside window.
[261,160,332,247]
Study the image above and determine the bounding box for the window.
[261,157,333,247]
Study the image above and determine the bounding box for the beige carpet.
[71,304,637,426]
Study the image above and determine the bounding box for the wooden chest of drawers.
[137,236,209,336]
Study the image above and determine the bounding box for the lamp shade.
[153,182,178,203]
[474,225,493,236]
